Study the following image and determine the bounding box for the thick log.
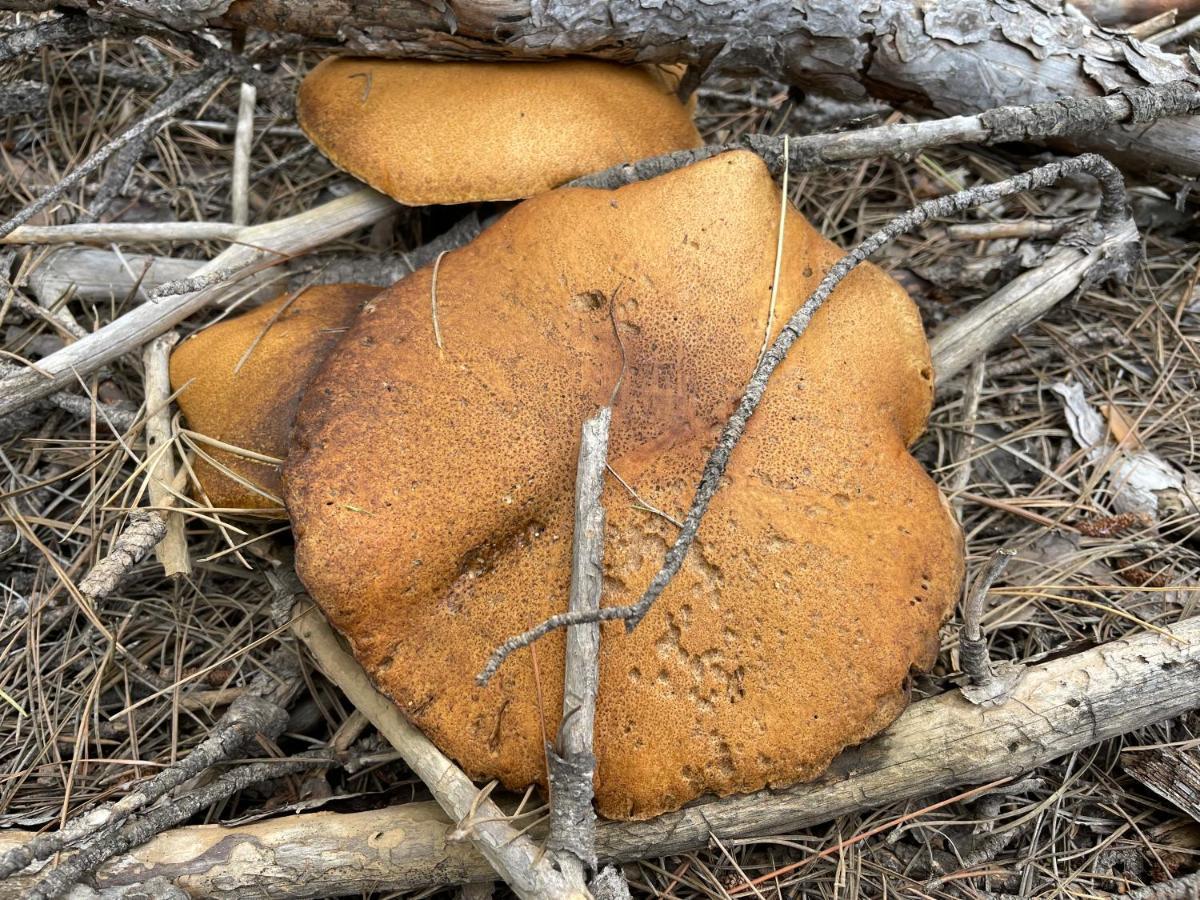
[19,0,1200,175]
[2,615,1198,899]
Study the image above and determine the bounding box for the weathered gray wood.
[550,408,611,877]
[23,0,1200,174]
[0,189,398,420]
[3,614,1198,899]
[929,217,1138,383]
[27,248,197,307]
[1124,746,1200,823]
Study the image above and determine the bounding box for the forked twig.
[479,153,1131,683]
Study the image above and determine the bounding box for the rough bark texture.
[2,615,1198,899]
[1124,746,1200,823]
[21,0,1200,174]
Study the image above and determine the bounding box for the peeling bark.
[19,0,1200,174]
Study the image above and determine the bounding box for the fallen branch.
[25,249,199,307]
[4,614,1198,899]
[481,153,1133,676]
[550,409,609,885]
[0,656,299,884]
[289,595,589,900]
[0,188,398,420]
[928,216,1139,383]
[27,0,1200,174]
[140,332,190,579]
[76,510,166,603]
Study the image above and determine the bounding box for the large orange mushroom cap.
[296,57,703,205]
[169,283,379,511]
[284,151,963,819]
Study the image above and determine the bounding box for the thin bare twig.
[572,82,1200,189]
[141,332,190,578]
[479,153,1131,682]
[549,408,610,882]
[231,80,257,226]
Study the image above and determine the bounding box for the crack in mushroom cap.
[296,57,703,205]
[170,284,379,511]
[284,151,964,820]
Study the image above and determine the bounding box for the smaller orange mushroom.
[297,58,703,205]
[169,283,378,511]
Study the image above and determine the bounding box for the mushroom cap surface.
[284,152,964,819]
[296,57,703,205]
[170,283,378,511]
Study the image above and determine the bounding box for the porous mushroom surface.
[284,151,964,820]
[170,283,378,511]
[296,57,703,205]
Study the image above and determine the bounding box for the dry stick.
[149,266,248,300]
[25,249,197,309]
[0,679,293,881]
[572,82,1200,190]
[1,222,245,245]
[24,752,336,900]
[551,409,610,885]
[479,153,1131,682]
[290,598,589,900]
[140,332,190,578]
[950,359,986,512]
[945,218,1076,241]
[957,549,1022,707]
[928,216,1139,383]
[0,67,229,241]
[6,616,1200,899]
[76,510,166,603]
[230,80,256,227]
[0,188,398,420]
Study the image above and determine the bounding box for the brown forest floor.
[2,20,1200,900]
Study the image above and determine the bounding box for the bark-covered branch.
[19,0,1200,175]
